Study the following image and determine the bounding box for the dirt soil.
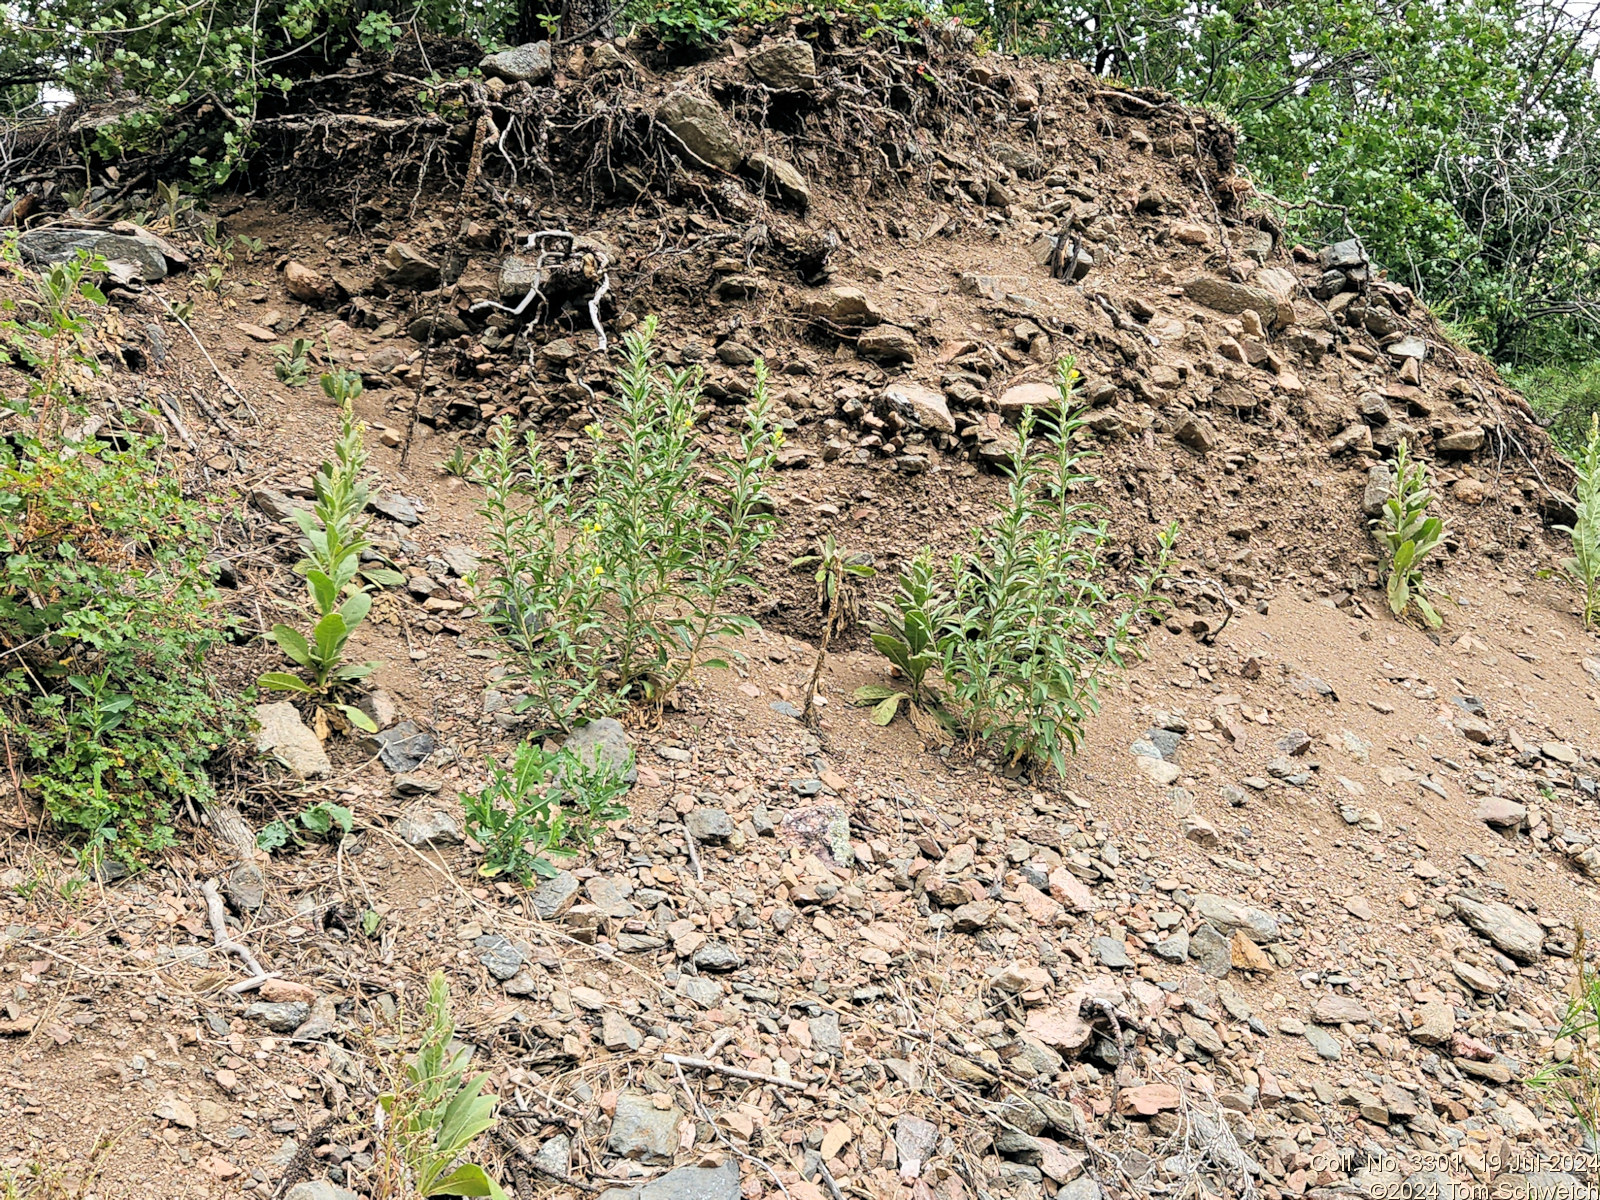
[1,26,1598,1200]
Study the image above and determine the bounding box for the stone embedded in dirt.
[245,1001,310,1033]
[1153,928,1188,962]
[366,720,435,773]
[258,979,316,1005]
[691,940,742,971]
[602,1011,643,1052]
[657,91,743,173]
[809,1010,843,1056]
[1090,935,1130,969]
[1229,932,1274,973]
[1276,729,1311,757]
[441,544,480,577]
[1182,274,1291,329]
[997,381,1058,423]
[607,1093,681,1163]
[474,935,524,980]
[1450,894,1544,962]
[369,492,420,526]
[1542,740,1581,765]
[19,228,170,283]
[252,487,302,523]
[1134,754,1180,786]
[1438,425,1485,453]
[1188,923,1232,978]
[531,871,580,919]
[780,804,853,866]
[154,1096,198,1127]
[1174,414,1218,453]
[479,41,552,84]
[284,260,336,306]
[675,975,722,1007]
[746,39,816,90]
[1312,993,1372,1025]
[684,807,735,845]
[535,1134,571,1179]
[1193,893,1279,943]
[1117,1083,1180,1117]
[1303,1024,1342,1061]
[1453,959,1503,993]
[894,1114,939,1180]
[1047,866,1095,912]
[802,285,883,326]
[1181,815,1218,848]
[883,383,955,434]
[857,324,917,364]
[379,242,440,290]
[1475,796,1525,829]
[742,153,809,210]
[562,717,636,782]
[599,1159,742,1200]
[952,898,998,932]
[394,802,462,848]
[253,702,332,780]
[284,1184,360,1200]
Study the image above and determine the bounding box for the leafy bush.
[259,372,402,733]
[858,360,1174,774]
[1372,438,1445,628]
[461,740,632,885]
[1515,361,1600,457]
[0,243,243,856]
[477,317,778,732]
[1558,414,1600,629]
[376,972,508,1200]
[854,549,952,731]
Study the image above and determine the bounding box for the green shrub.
[1372,438,1445,628]
[1558,414,1600,629]
[461,740,632,885]
[0,243,243,856]
[477,317,778,732]
[858,359,1174,775]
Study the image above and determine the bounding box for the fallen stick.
[662,1053,807,1091]
[200,878,275,993]
[153,293,258,421]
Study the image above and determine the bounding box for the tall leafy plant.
[1372,439,1446,628]
[1558,414,1600,628]
[478,317,779,731]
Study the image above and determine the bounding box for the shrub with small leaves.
[1557,414,1600,628]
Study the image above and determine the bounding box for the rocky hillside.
[0,26,1595,1200]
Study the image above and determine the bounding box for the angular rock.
[1117,1084,1180,1117]
[1450,894,1544,962]
[366,720,435,774]
[998,381,1059,422]
[18,228,169,283]
[743,153,809,210]
[474,934,524,980]
[802,286,882,326]
[746,39,816,90]
[1189,923,1232,978]
[254,702,332,779]
[245,1001,310,1033]
[284,1184,360,1200]
[562,718,637,782]
[657,92,742,173]
[394,802,462,848]
[379,242,440,290]
[531,871,580,920]
[1476,796,1525,829]
[858,325,917,364]
[1409,1000,1456,1046]
[1303,1024,1342,1060]
[1193,894,1279,943]
[607,1093,680,1164]
[1183,274,1291,329]
[480,42,552,84]
[779,804,853,866]
[598,1160,742,1200]
[1312,993,1372,1026]
[1438,426,1485,453]
[1174,414,1217,453]
[884,383,954,433]
[684,807,735,844]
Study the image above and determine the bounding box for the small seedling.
[257,800,354,851]
[439,444,478,479]
[273,337,313,386]
[1372,438,1445,627]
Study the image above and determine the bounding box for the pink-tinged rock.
[1048,867,1096,912]
[1025,1004,1093,1054]
[1014,881,1063,925]
[1117,1083,1181,1117]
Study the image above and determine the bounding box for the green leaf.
[312,611,349,666]
[336,703,378,733]
[306,568,339,616]
[870,694,906,725]
[258,671,313,693]
[339,589,372,629]
[270,624,312,668]
[255,821,291,851]
[853,684,896,702]
[426,1164,507,1199]
[362,567,405,588]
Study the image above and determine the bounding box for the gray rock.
[1438,426,1486,453]
[779,805,853,867]
[530,871,580,919]
[284,1184,360,1200]
[474,934,524,980]
[598,1159,741,1200]
[227,862,266,912]
[676,975,723,1008]
[606,1092,681,1163]
[1153,929,1189,962]
[535,1134,571,1179]
[366,720,435,773]
[1362,463,1393,517]
[691,941,742,971]
[1058,1181,1101,1200]
[809,1010,843,1056]
[480,42,552,84]
[1091,936,1131,969]
[254,702,332,780]
[1303,1024,1342,1060]
[245,1002,311,1033]
[441,544,481,577]
[685,808,735,845]
[1387,335,1427,362]
[1182,275,1291,330]
[394,803,461,848]
[379,242,440,290]
[1189,924,1232,978]
[1320,239,1366,271]
[369,493,420,526]
[1174,414,1218,453]
[1450,894,1545,963]
[561,718,636,782]
[499,254,542,302]
[895,1114,939,1179]
[18,228,169,282]
[1192,894,1279,943]
[251,487,302,523]
[1143,728,1181,762]
[746,39,816,90]
[743,153,809,210]
[657,92,742,173]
